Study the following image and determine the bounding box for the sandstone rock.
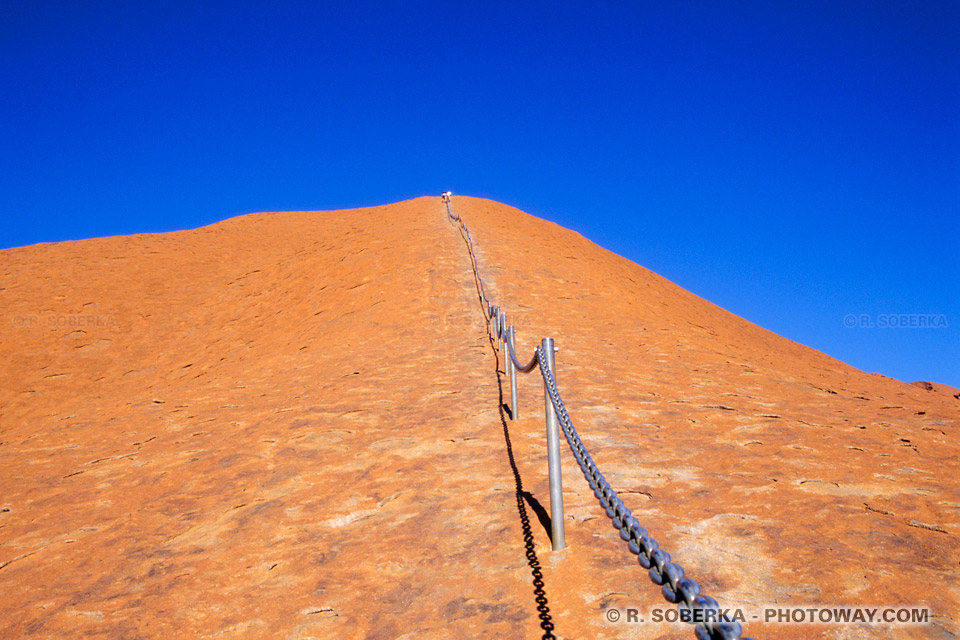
[1,196,956,639]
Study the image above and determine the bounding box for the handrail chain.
[442,194,754,640]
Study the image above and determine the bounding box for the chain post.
[541,338,566,551]
[499,311,506,352]
[509,326,518,420]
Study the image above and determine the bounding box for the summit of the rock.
[1,196,956,639]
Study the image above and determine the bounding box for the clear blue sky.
[2,1,957,387]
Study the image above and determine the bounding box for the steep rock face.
[1,196,956,639]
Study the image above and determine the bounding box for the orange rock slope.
[1,196,956,639]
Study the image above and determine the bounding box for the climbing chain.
[537,346,753,640]
[505,326,539,373]
[446,197,755,640]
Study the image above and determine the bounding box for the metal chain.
[505,327,540,373]
[445,196,754,640]
[537,347,754,640]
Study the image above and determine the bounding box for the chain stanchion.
[540,337,566,551]
[499,311,506,352]
[509,326,519,420]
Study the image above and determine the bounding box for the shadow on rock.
[494,348,557,640]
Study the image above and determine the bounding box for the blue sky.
[2,1,957,387]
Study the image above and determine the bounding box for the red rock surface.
[912,381,960,400]
[1,196,957,639]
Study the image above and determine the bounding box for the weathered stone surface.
[912,380,960,400]
[1,196,957,639]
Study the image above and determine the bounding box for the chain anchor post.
[541,337,566,551]
[499,311,506,352]
[509,326,518,420]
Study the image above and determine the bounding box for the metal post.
[499,311,506,352]
[509,326,518,420]
[541,337,566,551]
